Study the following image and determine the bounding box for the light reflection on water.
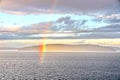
[0,51,120,80]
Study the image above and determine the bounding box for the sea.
[0,51,120,80]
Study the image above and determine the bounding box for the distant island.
[19,44,119,52]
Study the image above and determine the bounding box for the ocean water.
[0,51,120,80]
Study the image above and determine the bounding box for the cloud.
[51,16,88,32]
[95,14,120,23]
[0,26,20,32]
[0,16,120,40]
[78,24,120,39]
[0,0,119,40]
[95,24,120,31]
[56,16,73,24]
[19,22,54,35]
[0,0,119,14]
[29,33,75,38]
[79,32,120,39]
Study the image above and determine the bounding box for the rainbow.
[39,0,57,63]
[39,39,47,63]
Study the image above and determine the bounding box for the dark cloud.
[118,0,120,5]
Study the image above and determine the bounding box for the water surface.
[0,51,120,80]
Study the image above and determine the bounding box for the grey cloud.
[78,24,120,39]
[0,32,42,40]
[109,19,120,23]
[0,0,119,14]
[56,16,74,24]
[79,20,87,26]
[52,16,88,31]
[0,33,21,40]
[96,24,120,31]
[79,32,120,39]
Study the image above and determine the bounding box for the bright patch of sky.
[0,12,108,29]
[0,12,64,26]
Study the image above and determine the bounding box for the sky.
[0,0,120,48]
